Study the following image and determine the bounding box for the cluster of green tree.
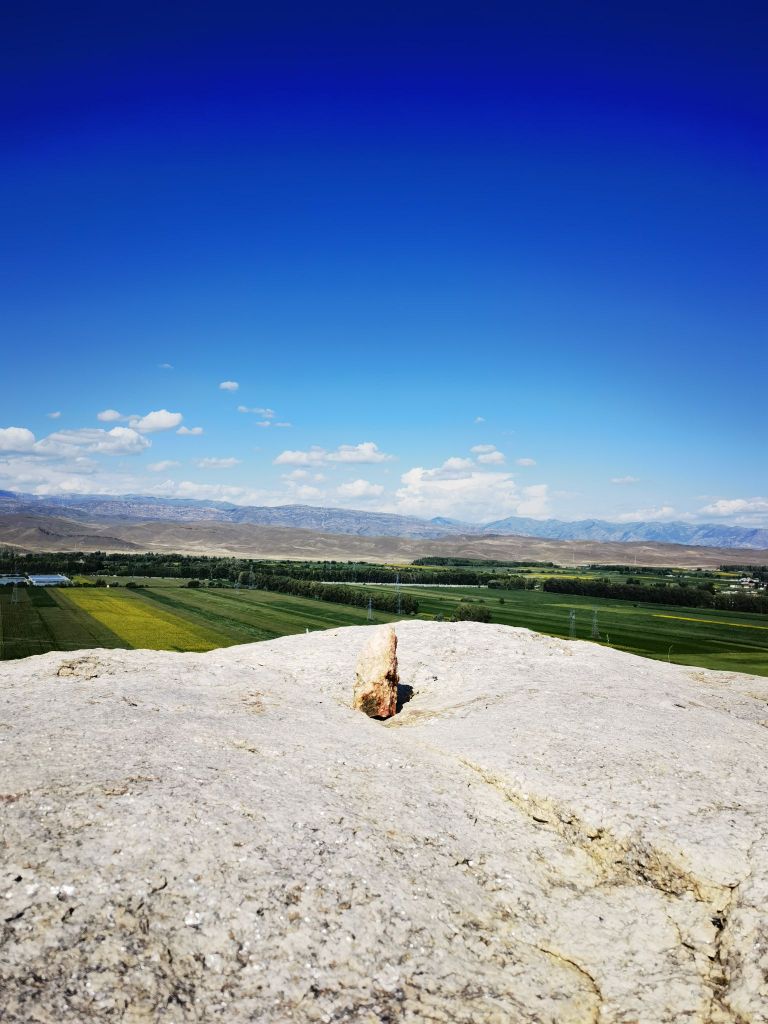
[451,602,492,622]
[244,563,503,586]
[233,571,419,615]
[487,576,535,590]
[542,577,768,614]
[584,564,680,575]
[413,557,556,568]
[720,565,768,582]
[0,550,525,588]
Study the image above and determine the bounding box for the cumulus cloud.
[159,362,173,369]
[474,416,486,424]
[47,411,61,420]
[274,442,394,466]
[97,409,123,422]
[393,458,550,522]
[177,426,203,436]
[516,457,536,467]
[219,380,239,391]
[611,475,639,485]
[130,409,183,433]
[34,427,151,457]
[698,497,768,522]
[337,479,385,499]
[613,505,676,523]
[473,445,505,465]
[282,469,309,480]
[196,457,241,469]
[441,457,475,472]
[0,427,36,452]
[515,484,550,516]
[148,460,180,472]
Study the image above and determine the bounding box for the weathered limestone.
[352,624,399,718]
[2,621,768,1022]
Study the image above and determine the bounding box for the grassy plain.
[2,578,766,676]
[364,582,768,675]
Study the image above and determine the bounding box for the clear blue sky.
[2,2,766,525]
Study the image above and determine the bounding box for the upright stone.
[353,626,398,719]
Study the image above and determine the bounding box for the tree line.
[236,571,419,615]
[542,577,768,614]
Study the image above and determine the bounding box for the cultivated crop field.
[0,583,395,662]
[360,582,768,675]
[2,573,766,676]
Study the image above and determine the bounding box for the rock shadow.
[396,683,414,714]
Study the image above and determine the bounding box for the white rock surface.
[1,621,767,1023]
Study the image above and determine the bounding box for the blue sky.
[2,3,766,525]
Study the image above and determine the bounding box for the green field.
[1,580,767,676]
[0,583,396,662]
[364,582,768,675]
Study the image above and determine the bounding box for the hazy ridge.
[1,491,766,549]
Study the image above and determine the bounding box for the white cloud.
[516,484,550,516]
[159,362,173,369]
[0,427,36,452]
[477,450,505,465]
[275,447,324,466]
[516,457,536,467]
[34,427,151,457]
[274,441,394,466]
[47,411,61,420]
[196,457,241,469]
[219,380,239,391]
[613,505,676,523]
[97,409,123,422]
[474,416,486,424]
[329,442,395,464]
[291,484,322,500]
[470,444,496,454]
[238,405,275,418]
[611,475,639,485]
[698,497,768,522]
[148,460,180,472]
[393,459,550,522]
[177,426,203,436]
[130,409,183,433]
[337,479,385,499]
[441,457,475,472]
[255,420,272,428]
[282,469,309,480]
[274,422,292,428]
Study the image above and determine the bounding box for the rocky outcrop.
[353,624,399,718]
[1,621,768,1022]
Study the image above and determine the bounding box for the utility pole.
[396,573,402,616]
[367,596,373,622]
[591,609,599,639]
[569,609,576,639]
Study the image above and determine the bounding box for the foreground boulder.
[352,624,399,718]
[2,621,768,1022]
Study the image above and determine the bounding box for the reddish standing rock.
[353,626,399,719]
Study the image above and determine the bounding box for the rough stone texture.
[1,621,768,1023]
[353,625,399,719]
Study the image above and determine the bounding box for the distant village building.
[0,576,29,586]
[27,574,72,587]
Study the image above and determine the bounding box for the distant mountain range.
[0,490,766,549]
